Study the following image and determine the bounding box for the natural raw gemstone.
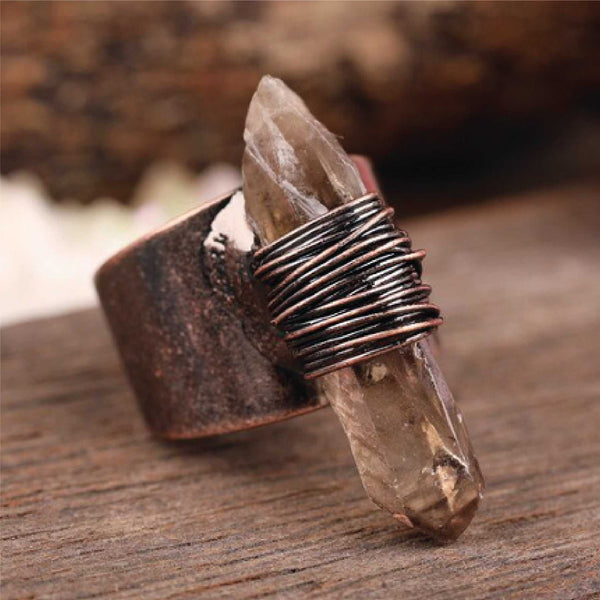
[243,75,483,541]
[243,76,365,246]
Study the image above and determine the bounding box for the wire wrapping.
[252,193,442,379]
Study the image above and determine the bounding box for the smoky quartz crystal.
[243,76,483,541]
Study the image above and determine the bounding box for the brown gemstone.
[242,75,483,541]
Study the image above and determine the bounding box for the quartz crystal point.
[243,75,483,541]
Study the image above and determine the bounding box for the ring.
[95,76,483,542]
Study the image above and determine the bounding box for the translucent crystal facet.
[243,75,483,541]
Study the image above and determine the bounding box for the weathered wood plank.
[2,183,600,599]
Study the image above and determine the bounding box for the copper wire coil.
[252,193,442,379]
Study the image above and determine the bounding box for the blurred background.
[2,0,599,325]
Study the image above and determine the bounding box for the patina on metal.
[95,190,323,440]
[94,156,387,439]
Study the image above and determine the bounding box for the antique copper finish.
[252,193,442,379]
[95,156,407,439]
[95,191,324,440]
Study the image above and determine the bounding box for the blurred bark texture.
[2,1,599,201]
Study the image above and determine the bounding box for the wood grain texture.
[2,183,600,599]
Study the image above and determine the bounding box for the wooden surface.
[2,183,600,599]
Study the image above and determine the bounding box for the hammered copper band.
[95,156,380,439]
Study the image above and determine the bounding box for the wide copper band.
[95,156,378,439]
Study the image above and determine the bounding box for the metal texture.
[95,155,393,439]
[95,191,323,440]
[252,193,441,379]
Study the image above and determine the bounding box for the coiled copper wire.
[252,193,442,379]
